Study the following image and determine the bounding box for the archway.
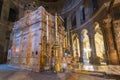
[94,22,106,64]
[63,35,68,56]
[81,29,91,64]
[72,33,80,59]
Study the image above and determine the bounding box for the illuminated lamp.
[84,48,91,52]
[15,48,19,53]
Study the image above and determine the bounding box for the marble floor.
[0,64,118,80]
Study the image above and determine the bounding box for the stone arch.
[81,29,91,63]
[94,22,106,64]
[72,33,80,58]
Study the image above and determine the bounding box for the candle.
[55,13,58,41]
[46,15,49,42]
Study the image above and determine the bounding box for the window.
[71,15,76,28]
[64,18,67,30]
[0,0,3,17]
[92,0,98,10]
[80,7,85,21]
[8,8,19,22]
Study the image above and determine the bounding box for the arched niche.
[72,33,80,58]
[81,29,91,63]
[63,35,68,56]
[94,22,106,64]
[63,35,67,49]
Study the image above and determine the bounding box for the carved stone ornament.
[104,15,112,28]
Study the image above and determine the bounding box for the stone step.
[90,72,105,77]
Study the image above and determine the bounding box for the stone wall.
[0,0,65,63]
[0,0,21,63]
[62,0,120,65]
[0,0,10,63]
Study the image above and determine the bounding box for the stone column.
[79,34,83,63]
[113,20,120,63]
[67,15,71,45]
[104,16,119,65]
[66,15,73,54]
[89,34,99,64]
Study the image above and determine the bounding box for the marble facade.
[10,6,65,72]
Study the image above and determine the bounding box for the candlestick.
[46,15,49,42]
[55,13,58,41]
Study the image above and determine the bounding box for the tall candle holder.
[44,15,50,71]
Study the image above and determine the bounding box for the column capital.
[104,18,112,23]
[104,15,112,24]
[103,15,112,27]
[88,34,95,39]
[113,20,120,28]
[103,16,119,64]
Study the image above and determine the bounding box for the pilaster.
[113,20,120,63]
[89,34,100,64]
[76,7,81,28]
[79,34,83,63]
[66,15,73,54]
[104,15,119,65]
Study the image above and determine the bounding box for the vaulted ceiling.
[40,0,59,2]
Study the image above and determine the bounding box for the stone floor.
[0,64,118,80]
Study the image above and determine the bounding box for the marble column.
[104,16,119,65]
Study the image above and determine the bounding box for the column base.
[79,57,83,63]
[89,56,101,65]
[109,50,119,65]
